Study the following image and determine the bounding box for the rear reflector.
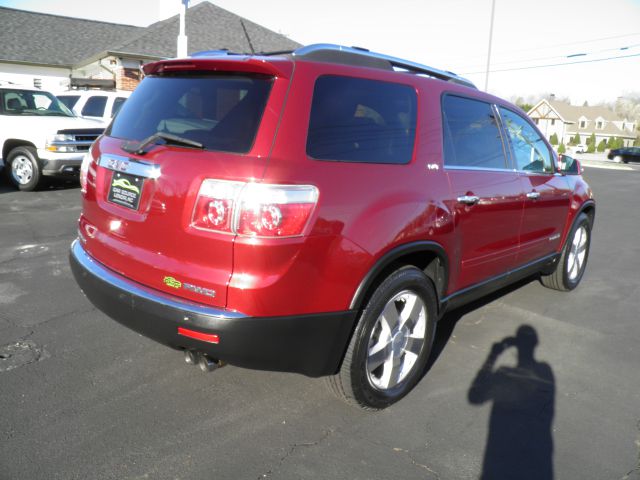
[177,327,219,344]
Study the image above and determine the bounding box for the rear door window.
[111,97,127,117]
[82,96,108,117]
[499,107,554,174]
[306,76,417,164]
[108,75,273,154]
[442,95,508,170]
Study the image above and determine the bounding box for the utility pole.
[484,0,496,92]
[177,0,189,58]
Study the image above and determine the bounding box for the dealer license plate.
[107,171,144,210]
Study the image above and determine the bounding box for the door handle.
[457,195,480,205]
[526,191,541,200]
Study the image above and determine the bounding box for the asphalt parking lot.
[1,162,639,480]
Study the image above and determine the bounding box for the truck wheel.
[540,213,592,291]
[327,266,437,409]
[6,146,43,191]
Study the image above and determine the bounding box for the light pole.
[484,0,496,92]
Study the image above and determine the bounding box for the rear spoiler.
[142,57,293,79]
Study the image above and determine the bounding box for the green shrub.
[558,143,566,154]
[549,133,558,145]
[597,139,606,152]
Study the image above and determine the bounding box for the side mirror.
[557,156,583,175]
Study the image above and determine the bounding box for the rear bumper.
[69,240,357,377]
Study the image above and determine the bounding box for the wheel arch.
[3,139,37,162]
[349,241,449,315]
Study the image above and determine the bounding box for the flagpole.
[177,0,189,57]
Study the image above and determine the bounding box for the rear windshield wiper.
[122,132,204,155]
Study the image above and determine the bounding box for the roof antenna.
[240,20,255,55]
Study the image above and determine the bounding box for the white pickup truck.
[0,83,104,191]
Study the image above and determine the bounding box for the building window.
[579,120,586,128]
[534,118,539,125]
[596,121,603,129]
[551,119,555,126]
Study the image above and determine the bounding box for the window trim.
[497,105,556,176]
[440,92,512,172]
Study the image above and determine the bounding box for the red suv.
[70,44,595,409]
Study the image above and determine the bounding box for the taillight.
[191,180,244,234]
[191,180,318,238]
[79,148,94,193]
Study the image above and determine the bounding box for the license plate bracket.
[107,171,144,210]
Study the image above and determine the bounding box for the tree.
[573,133,581,145]
[549,133,559,145]
[587,133,596,146]
[606,136,616,149]
[558,143,566,154]
[634,137,640,147]
[597,139,607,152]
[615,137,625,149]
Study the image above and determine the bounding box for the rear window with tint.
[307,76,417,164]
[108,75,273,154]
[442,95,507,170]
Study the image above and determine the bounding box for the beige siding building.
[528,99,637,147]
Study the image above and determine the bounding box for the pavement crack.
[620,419,640,480]
[257,428,334,479]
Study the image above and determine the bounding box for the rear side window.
[57,95,80,110]
[82,96,108,117]
[442,95,507,169]
[499,107,554,174]
[307,76,417,164]
[109,75,272,154]
[111,97,127,117]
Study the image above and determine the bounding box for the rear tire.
[327,266,437,410]
[6,146,43,191]
[540,213,592,291]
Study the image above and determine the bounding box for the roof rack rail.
[292,44,476,89]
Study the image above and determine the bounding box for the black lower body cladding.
[69,240,357,377]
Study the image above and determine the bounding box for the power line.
[462,43,640,70]
[463,52,640,74]
[446,32,640,62]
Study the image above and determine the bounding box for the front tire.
[327,266,437,409]
[540,213,592,291]
[6,146,43,191]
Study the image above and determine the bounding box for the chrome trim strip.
[70,240,246,320]
[444,165,516,173]
[98,153,161,178]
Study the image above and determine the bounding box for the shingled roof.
[0,2,300,67]
[111,2,301,58]
[0,7,143,66]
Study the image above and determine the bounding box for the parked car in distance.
[69,44,595,410]
[607,146,640,163]
[571,144,587,154]
[56,90,130,127]
[1,82,103,190]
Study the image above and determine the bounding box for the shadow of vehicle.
[468,324,555,480]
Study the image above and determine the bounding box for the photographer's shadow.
[468,325,555,480]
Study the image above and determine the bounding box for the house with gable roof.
[0,2,300,92]
[527,99,637,148]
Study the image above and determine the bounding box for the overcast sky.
[2,0,639,104]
